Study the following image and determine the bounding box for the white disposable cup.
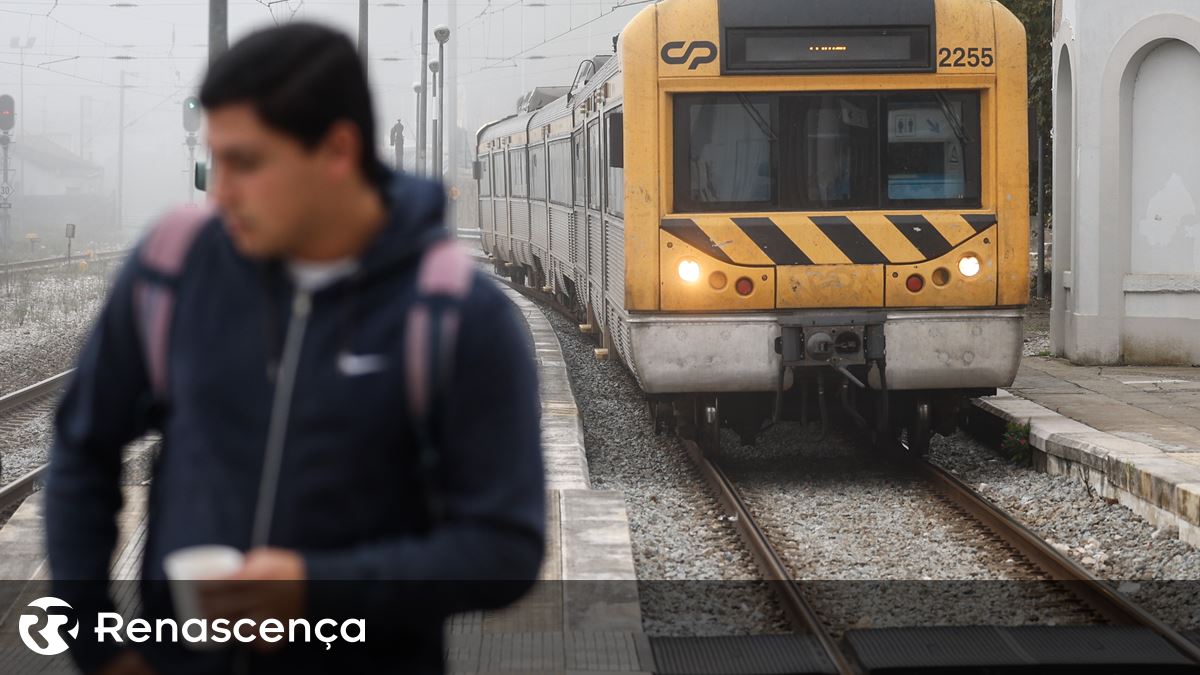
[163,545,244,650]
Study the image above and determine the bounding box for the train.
[475,0,1029,455]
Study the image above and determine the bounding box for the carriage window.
[885,92,981,206]
[492,152,507,198]
[573,131,586,207]
[530,144,547,201]
[509,148,528,198]
[479,152,491,197]
[674,90,981,212]
[606,112,625,217]
[675,94,775,211]
[587,121,601,210]
[783,94,879,210]
[548,139,572,206]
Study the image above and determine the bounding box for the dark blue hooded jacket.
[45,173,545,673]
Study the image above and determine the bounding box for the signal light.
[735,277,755,296]
[0,94,14,133]
[182,96,202,133]
[906,274,925,293]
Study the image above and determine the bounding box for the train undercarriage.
[494,257,1014,458]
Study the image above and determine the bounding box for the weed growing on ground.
[1001,421,1034,467]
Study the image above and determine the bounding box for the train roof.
[478,53,621,147]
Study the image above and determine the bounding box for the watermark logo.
[19,597,79,656]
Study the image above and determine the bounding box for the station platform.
[974,357,1200,547]
[0,286,649,673]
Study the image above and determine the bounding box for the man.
[46,23,544,674]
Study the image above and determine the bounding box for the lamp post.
[418,0,429,178]
[412,82,424,176]
[434,25,450,184]
[429,59,440,183]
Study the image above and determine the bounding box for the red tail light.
[735,277,754,296]
[906,274,925,293]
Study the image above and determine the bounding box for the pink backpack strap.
[133,205,213,401]
[404,237,476,523]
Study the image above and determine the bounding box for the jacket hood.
[356,170,449,278]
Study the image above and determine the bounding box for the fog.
[0,0,651,252]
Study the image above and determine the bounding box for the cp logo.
[661,41,718,70]
[19,597,79,656]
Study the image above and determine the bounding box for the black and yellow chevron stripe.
[662,213,997,266]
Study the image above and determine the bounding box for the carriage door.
[572,128,588,303]
[587,119,604,326]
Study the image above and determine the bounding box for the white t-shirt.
[286,258,360,292]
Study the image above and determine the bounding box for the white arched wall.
[1129,41,1200,277]
[1051,45,1075,357]
[1092,14,1200,365]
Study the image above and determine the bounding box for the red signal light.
[906,274,925,293]
[0,94,13,133]
[735,277,755,296]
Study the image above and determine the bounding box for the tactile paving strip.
[846,625,1197,673]
[650,634,837,675]
[448,630,652,673]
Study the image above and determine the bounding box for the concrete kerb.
[974,392,1200,547]
[499,286,642,633]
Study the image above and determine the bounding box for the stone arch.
[1096,14,1200,363]
[1128,41,1200,276]
[1051,44,1076,355]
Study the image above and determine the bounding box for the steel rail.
[0,464,48,516]
[0,372,73,514]
[684,439,855,675]
[914,454,1200,663]
[0,249,130,275]
[0,371,73,416]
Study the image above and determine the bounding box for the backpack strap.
[405,237,476,523]
[132,205,212,401]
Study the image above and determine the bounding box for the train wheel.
[649,400,675,435]
[697,396,722,458]
[906,400,932,456]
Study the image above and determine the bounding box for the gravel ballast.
[536,302,790,637]
[535,293,1200,635]
[931,432,1200,629]
[1,266,114,488]
[1,264,115,392]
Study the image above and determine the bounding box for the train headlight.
[959,255,981,278]
[678,260,701,283]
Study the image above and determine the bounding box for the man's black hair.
[200,23,388,186]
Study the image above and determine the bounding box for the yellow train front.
[476,0,1029,453]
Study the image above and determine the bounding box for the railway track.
[0,249,130,276]
[0,372,72,518]
[687,435,1200,672]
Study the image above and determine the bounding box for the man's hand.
[198,548,306,653]
[95,650,156,675]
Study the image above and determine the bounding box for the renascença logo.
[19,597,79,656]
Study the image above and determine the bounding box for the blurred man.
[46,23,544,674]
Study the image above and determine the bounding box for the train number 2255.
[938,47,994,68]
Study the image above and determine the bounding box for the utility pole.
[117,71,126,230]
[446,0,459,184]
[412,82,423,175]
[209,0,228,66]
[435,26,450,186]
[358,0,368,65]
[418,0,429,177]
[430,60,440,182]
